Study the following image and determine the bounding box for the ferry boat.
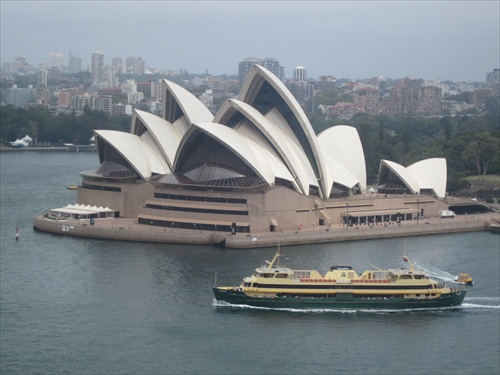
[455,272,474,285]
[213,250,467,310]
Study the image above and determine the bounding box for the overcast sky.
[1,1,499,81]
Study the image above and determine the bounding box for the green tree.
[462,132,499,178]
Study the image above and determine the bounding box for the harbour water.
[1,152,499,375]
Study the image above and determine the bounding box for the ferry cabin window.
[373,271,390,279]
[257,272,274,278]
[399,275,414,279]
[294,271,311,279]
[275,273,288,278]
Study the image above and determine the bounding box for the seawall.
[33,214,493,249]
[224,220,488,248]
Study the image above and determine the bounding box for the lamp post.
[346,203,349,230]
[417,199,420,225]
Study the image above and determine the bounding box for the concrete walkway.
[33,213,499,248]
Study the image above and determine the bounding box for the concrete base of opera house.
[33,213,497,249]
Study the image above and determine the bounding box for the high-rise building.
[48,67,61,85]
[262,58,285,81]
[134,57,145,76]
[238,57,285,84]
[126,57,136,74]
[293,66,307,80]
[69,55,82,73]
[353,85,380,115]
[417,85,442,116]
[49,51,64,69]
[486,68,500,84]
[70,93,112,115]
[6,84,38,107]
[239,57,262,84]
[37,69,48,86]
[104,66,116,87]
[91,51,104,83]
[112,57,123,75]
[151,79,163,99]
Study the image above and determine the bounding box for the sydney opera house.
[62,65,448,237]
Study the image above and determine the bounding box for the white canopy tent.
[50,204,115,219]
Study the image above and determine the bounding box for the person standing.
[16,224,19,241]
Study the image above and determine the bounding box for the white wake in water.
[412,262,458,283]
[213,298,500,313]
[462,303,500,309]
[463,296,500,309]
[212,299,486,314]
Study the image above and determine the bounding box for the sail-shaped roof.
[237,64,332,198]
[408,158,447,198]
[378,158,446,198]
[214,98,317,195]
[131,110,181,170]
[94,130,152,179]
[318,125,366,192]
[174,122,276,186]
[161,79,214,126]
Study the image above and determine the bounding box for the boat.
[213,250,467,310]
[67,185,78,190]
[455,272,474,285]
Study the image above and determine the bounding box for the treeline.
[311,107,499,191]
[1,102,498,194]
[0,105,130,146]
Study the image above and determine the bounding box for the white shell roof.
[139,131,170,175]
[379,158,447,198]
[322,152,360,189]
[379,159,420,194]
[176,122,276,185]
[95,130,151,179]
[408,158,447,198]
[318,125,367,191]
[215,99,318,195]
[238,64,331,198]
[162,79,214,125]
[132,110,181,169]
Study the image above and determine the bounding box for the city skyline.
[1,1,499,82]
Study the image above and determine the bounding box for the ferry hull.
[213,288,467,310]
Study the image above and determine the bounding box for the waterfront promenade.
[33,212,498,249]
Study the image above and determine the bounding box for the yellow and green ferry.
[213,250,466,310]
